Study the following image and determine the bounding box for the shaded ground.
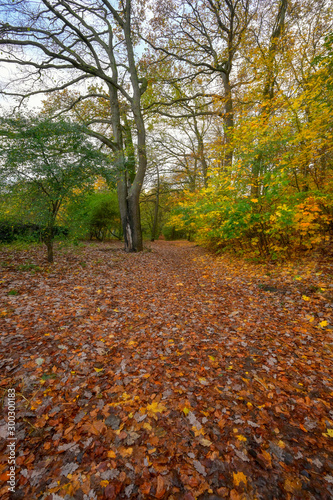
[0,240,333,500]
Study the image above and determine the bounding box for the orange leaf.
[155,475,166,499]
[140,482,151,495]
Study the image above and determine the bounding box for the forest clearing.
[0,240,332,499]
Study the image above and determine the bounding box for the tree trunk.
[42,226,54,263]
[221,71,234,169]
[46,241,54,263]
[151,167,160,241]
[117,175,143,252]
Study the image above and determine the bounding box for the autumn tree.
[0,0,148,251]
[145,0,255,168]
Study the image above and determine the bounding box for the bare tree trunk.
[221,72,234,169]
[42,226,54,263]
[251,0,288,195]
[151,167,160,241]
[46,242,54,263]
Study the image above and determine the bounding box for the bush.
[0,221,69,243]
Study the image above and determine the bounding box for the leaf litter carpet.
[0,240,333,499]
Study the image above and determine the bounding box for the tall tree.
[0,0,148,251]
[145,0,255,168]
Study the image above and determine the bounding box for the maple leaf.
[82,420,106,435]
[146,401,166,416]
[233,471,247,487]
[119,447,133,457]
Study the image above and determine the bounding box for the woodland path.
[0,240,333,499]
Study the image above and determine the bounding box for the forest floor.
[0,240,333,500]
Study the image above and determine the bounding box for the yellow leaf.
[97,289,102,294]
[176,283,184,286]
[100,480,109,487]
[143,422,152,431]
[198,377,208,385]
[251,198,258,203]
[107,450,116,458]
[192,425,204,436]
[236,434,247,442]
[119,447,133,457]
[146,401,166,415]
[97,307,101,313]
[233,471,247,487]
[208,355,215,361]
[284,477,302,493]
[319,320,328,328]
[183,407,190,416]
[302,295,310,301]
[199,437,212,447]
[94,367,103,373]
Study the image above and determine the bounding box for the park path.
[0,240,333,499]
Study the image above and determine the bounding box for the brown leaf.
[155,475,166,499]
[82,420,106,436]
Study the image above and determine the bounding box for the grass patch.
[18,263,42,272]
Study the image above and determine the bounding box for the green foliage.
[0,115,110,260]
[140,185,172,240]
[68,190,121,241]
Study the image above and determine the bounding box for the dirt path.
[1,241,333,499]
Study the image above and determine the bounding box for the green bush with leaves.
[0,115,110,261]
[68,190,122,241]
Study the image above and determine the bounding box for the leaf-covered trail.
[1,241,333,500]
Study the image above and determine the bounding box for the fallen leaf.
[233,471,247,487]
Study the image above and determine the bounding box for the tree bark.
[42,226,54,263]
[221,72,234,169]
[46,241,54,263]
[151,167,160,241]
